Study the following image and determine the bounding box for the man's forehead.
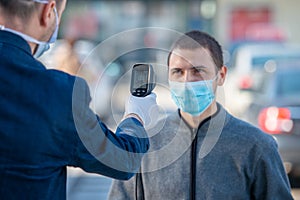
[32,0,49,3]
[169,48,214,67]
[172,47,211,56]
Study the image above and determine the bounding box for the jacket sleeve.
[250,139,293,200]
[69,77,149,180]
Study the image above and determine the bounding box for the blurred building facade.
[216,0,300,46]
[59,0,300,53]
[61,0,215,42]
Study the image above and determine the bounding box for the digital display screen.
[130,63,155,97]
[132,67,148,89]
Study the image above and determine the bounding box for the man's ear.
[39,1,56,27]
[217,65,227,86]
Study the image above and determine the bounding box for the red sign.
[230,7,274,41]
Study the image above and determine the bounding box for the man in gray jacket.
[108,30,293,199]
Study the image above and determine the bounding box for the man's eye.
[194,68,204,74]
[172,69,182,74]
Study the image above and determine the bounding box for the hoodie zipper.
[190,128,197,200]
[179,109,219,200]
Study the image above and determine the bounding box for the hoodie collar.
[178,103,227,135]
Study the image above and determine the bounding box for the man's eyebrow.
[192,65,207,70]
[170,67,182,71]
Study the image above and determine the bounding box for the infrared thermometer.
[130,63,156,97]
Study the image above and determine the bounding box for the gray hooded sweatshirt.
[108,105,293,200]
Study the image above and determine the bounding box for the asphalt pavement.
[67,168,112,200]
[67,167,300,200]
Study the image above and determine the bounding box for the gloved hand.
[124,93,159,128]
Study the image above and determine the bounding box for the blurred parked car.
[224,43,300,117]
[242,62,300,178]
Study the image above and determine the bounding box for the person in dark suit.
[0,0,156,199]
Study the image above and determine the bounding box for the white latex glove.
[124,93,159,128]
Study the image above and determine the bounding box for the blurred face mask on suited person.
[0,0,59,58]
[169,76,217,116]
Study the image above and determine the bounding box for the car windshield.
[252,55,300,69]
[277,70,300,97]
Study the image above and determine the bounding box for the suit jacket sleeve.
[69,77,149,180]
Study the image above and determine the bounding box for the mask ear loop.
[213,70,221,85]
[203,74,218,87]
[49,7,59,43]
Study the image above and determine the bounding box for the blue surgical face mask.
[0,5,59,58]
[169,76,217,116]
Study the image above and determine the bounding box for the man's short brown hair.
[168,30,224,71]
